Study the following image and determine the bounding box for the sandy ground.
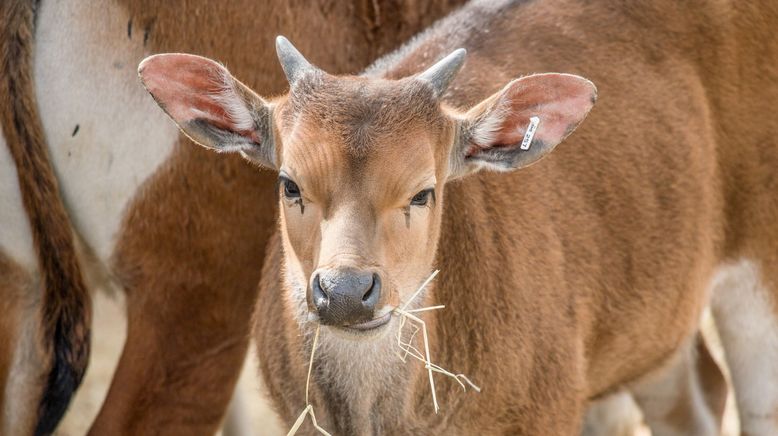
[57,293,738,436]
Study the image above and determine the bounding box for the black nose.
[312,269,381,326]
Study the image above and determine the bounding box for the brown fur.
[0,1,91,433]
[247,0,778,434]
[0,252,34,433]
[0,0,463,433]
[0,255,20,427]
[88,1,464,435]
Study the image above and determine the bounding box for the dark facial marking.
[294,198,305,214]
[127,19,132,39]
[71,124,79,137]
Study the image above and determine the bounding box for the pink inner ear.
[139,54,257,138]
[478,74,596,150]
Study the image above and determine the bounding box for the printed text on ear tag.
[520,116,540,150]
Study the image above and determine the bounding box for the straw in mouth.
[286,270,480,435]
[392,270,481,415]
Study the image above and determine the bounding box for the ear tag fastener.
[520,116,540,150]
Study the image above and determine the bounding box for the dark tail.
[0,1,91,434]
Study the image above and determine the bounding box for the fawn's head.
[139,36,596,336]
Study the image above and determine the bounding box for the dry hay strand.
[287,270,479,435]
[393,270,480,414]
[287,324,331,436]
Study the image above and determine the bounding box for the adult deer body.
[0,0,462,433]
[141,0,777,434]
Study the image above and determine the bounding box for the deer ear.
[450,73,596,178]
[138,53,276,168]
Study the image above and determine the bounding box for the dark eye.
[410,189,434,206]
[282,178,301,198]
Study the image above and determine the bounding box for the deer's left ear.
[138,53,276,169]
[450,73,596,178]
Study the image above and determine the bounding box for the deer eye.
[281,177,301,199]
[410,188,434,206]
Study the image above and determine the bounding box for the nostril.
[362,281,375,302]
[361,273,381,308]
[312,274,328,309]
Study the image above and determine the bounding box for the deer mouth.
[342,311,392,332]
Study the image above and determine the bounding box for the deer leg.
[0,252,49,436]
[711,259,778,436]
[630,333,727,436]
[89,147,277,435]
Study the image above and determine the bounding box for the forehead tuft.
[283,75,444,157]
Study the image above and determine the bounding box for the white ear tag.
[520,116,540,150]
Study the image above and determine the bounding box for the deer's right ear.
[138,53,276,169]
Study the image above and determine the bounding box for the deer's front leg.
[89,147,277,435]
